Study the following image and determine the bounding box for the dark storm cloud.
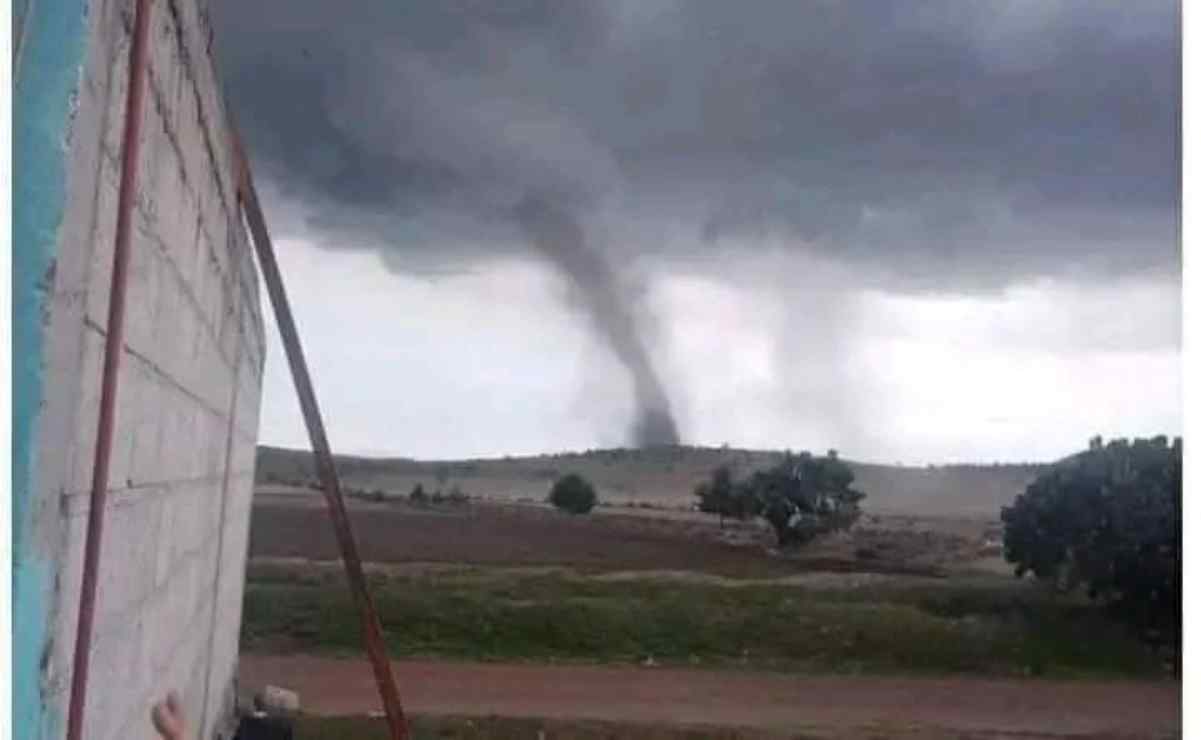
[213,1,1180,455]
[212,0,1179,289]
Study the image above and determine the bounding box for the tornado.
[515,196,680,447]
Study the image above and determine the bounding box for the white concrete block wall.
[33,0,265,738]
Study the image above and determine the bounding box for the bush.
[1002,436,1181,658]
[548,474,597,514]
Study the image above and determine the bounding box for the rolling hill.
[255,444,1045,519]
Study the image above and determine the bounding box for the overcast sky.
[213,0,1181,464]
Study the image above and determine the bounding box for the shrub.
[548,474,598,514]
[1002,436,1181,658]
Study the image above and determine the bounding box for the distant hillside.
[256,445,1045,519]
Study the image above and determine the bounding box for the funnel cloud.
[515,197,679,446]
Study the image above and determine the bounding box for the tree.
[548,473,598,514]
[695,451,865,547]
[1001,436,1181,658]
[741,450,865,547]
[694,465,753,528]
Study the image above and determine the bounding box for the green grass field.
[241,564,1162,679]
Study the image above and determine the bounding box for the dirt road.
[241,656,1179,738]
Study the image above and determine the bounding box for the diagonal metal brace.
[231,129,409,740]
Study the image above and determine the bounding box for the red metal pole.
[66,0,155,737]
[232,134,410,740]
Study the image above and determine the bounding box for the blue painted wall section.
[12,1,90,738]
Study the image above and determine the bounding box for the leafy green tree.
[548,473,598,514]
[696,451,865,547]
[741,450,865,547]
[1002,436,1181,658]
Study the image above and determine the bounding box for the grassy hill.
[255,445,1044,519]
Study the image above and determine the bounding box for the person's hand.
[151,691,187,740]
